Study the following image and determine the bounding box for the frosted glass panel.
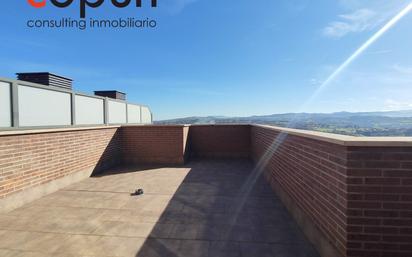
[75,95,104,125]
[18,85,71,127]
[127,104,141,124]
[141,106,152,124]
[0,82,11,127]
[108,100,126,124]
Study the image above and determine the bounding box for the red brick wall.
[2,123,411,257]
[251,125,348,256]
[251,125,412,257]
[0,125,189,201]
[0,127,120,199]
[121,125,187,165]
[189,125,251,158]
[121,125,250,163]
[346,146,412,257]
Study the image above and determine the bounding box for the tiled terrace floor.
[0,160,319,257]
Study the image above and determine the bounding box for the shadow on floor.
[131,159,320,257]
[0,159,319,257]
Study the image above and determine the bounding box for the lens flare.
[303,2,412,110]
[222,2,412,240]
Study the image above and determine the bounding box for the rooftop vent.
[94,90,126,101]
[16,72,73,90]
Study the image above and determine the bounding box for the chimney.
[94,90,126,101]
[16,72,73,90]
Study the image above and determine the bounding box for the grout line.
[0,247,118,257]
[8,204,286,216]
[60,189,278,199]
[62,189,139,195]
[0,228,308,246]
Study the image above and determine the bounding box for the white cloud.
[323,0,411,38]
[392,64,412,75]
[323,9,381,38]
[384,99,412,110]
[309,78,321,86]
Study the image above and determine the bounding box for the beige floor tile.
[94,236,145,257]
[18,232,68,253]
[0,160,319,257]
[53,234,100,256]
[93,220,155,238]
[0,231,43,250]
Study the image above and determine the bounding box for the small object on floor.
[131,188,144,196]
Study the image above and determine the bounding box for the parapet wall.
[0,124,411,257]
[0,126,121,212]
[251,125,347,256]
[251,125,412,257]
[120,124,251,163]
[345,145,412,257]
[189,125,251,158]
[121,125,188,165]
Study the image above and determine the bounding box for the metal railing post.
[11,82,19,128]
[125,103,129,124]
[140,106,143,124]
[104,97,109,125]
[71,93,76,126]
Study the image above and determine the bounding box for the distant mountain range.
[155,110,412,136]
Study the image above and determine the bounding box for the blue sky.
[1,0,412,120]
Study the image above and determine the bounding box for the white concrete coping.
[122,124,190,128]
[0,125,121,136]
[253,124,412,147]
[1,124,411,147]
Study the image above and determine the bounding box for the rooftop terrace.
[0,160,319,257]
[1,124,412,257]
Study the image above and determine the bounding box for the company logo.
[28,0,157,18]
[28,0,46,8]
